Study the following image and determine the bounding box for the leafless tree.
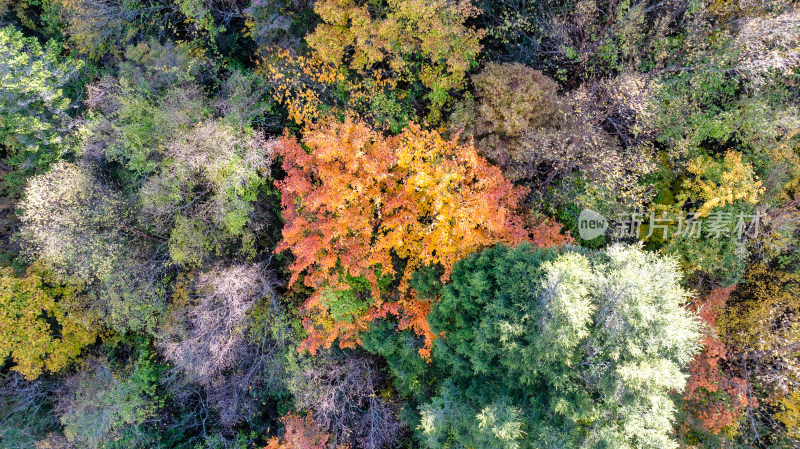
[159,263,277,382]
[159,262,295,436]
[289,350,406,449]
[0,373,62,449]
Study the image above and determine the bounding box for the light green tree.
[80,41,274,267]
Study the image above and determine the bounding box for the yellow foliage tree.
[0,264,99,379]
[778,389,800,439]
[307,0,483,88]
[683,150,764,217]
[266,0,484,126]
[719,263,800,351]
[263,49,349,128]
[718,262,800,434]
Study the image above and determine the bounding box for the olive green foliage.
[0,25,83,191]
[721,261,800,353]
[0,264,98,380]
[416,243,700,448]
[449,62,560,140]
[717,258,800,427]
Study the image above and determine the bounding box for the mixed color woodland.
[1,0,800,448]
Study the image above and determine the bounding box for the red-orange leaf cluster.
[264,412,346,449]
[276,118,528,356]
[524,214,573,249]
[682,286,752,435]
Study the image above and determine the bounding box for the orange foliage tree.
[681,286,751,436]
[276,118,528,356]
[264,412,345,449]
[523,214,573,249]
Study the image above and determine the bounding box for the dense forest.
[1,0,799,447]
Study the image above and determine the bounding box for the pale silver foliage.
[18,161,127,282]
[159,263,275,382]
[18,161,167,332]
[539,251,594,353]
[735,9,800,83]
[138,119,276,265]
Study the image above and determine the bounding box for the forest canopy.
[1,0,800,448]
